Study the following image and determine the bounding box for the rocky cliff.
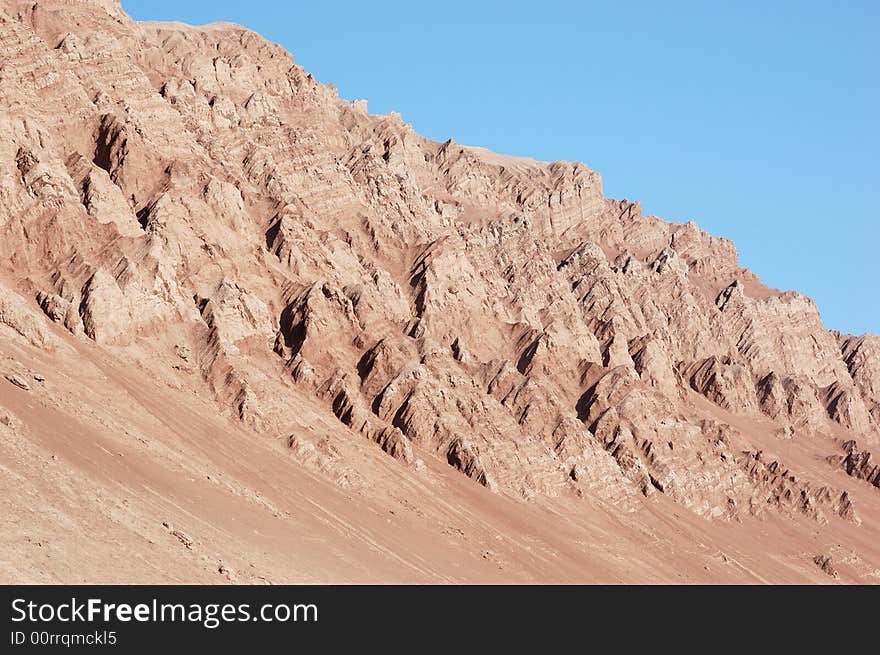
[1,0,878,583]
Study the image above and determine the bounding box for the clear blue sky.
[124,0,878,335]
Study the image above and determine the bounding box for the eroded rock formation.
[1,0,878,583]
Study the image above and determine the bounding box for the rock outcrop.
[0,0,878,583]
[0,281,61,349]
[833,441,880,490]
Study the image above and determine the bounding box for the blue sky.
[123,1,878,335]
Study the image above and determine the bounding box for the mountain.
[1,0,878,583]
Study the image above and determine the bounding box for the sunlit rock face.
[0,0,878,584]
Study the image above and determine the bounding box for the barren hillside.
[1,0,878,583]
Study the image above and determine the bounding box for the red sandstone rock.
[0,0,878,584]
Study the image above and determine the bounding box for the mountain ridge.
[1,0,879,583]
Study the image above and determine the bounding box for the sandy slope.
[2,324,878,583]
